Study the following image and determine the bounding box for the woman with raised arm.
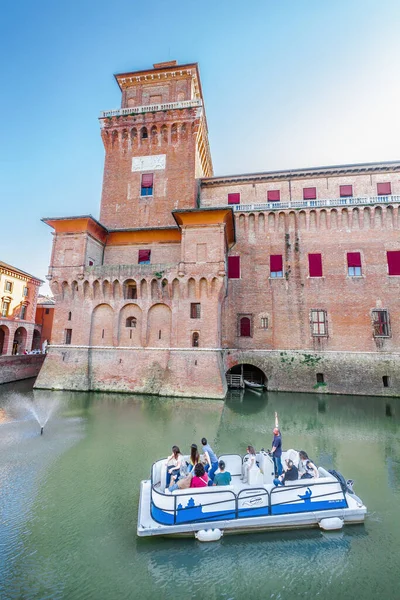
[271,411,283,477]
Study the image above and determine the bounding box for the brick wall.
[0,355,45,385]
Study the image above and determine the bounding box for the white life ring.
[195,528,223,542]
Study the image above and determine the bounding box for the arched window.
[192,332,199,347]
[141,127,148,140]
[240,317,251,337]
[126,317,137,328]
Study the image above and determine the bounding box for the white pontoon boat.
[137,450,366,538]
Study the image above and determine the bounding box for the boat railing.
[149,476,346,525]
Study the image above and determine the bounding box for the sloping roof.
[0,261,44,283]
[37,295,55,306]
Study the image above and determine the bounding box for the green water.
[0,380,399,600]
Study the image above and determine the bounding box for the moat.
[1,379,399,600]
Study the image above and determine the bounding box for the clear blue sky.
[1,0,399,292]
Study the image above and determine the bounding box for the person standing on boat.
[201,437,219,484]
[165,446,183,486]
[271,411,283,477]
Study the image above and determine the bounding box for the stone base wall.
[224,349,400,397]
[0,355,45,385]
[34,346,227,399]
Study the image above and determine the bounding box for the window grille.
[190,303,201,319]
[310,310,328,336]
[372,310,390,337]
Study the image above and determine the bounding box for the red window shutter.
[377,182,391,195]
[228,256,240,278]
[267,190,280,202]
[138,249,151,263]
[347,252,361,268]
[240,317,251,337]
[141,173,154,188]
[387,251,400,275]
[270,255,283,272]
[308,254,323,277]
[303,187,317,200]
[340,185,353,197]
[228,193,240,205]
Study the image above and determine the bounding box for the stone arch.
[192,331,200,347]
[111,130,119,148]
[239,214,246,230]
[51,281,60,298]
[122,128,128,146]
[71,280,78,299]
[309,210,317,230]
[199,277,208,298]
[363,207,371,229]
[330,209,338,229]
[0,324,10,354]
[123,279,137,300]
[172,278,180,300]
[226,363,267,388]
[151,279,159,301]
[93,280,101,300]
[278,211,286,231]
[130,128,137,145]
[12,326,28,354]
[298,210,306,230]
[211,277,219,296]
[171,123,178,143]
[90,303,114,346]
[140,279,148,299]
[187,277,196,299]
[386,205,394,229]
[140,126,148,140]
[83,280,91,299]
[161,125,168,143]
[374,206,382,228]
[151,125,158,145]
[258,213,265,233]
[248,213,255,234]
[61,281,69,300]
[180,123,187,139]
[268,212,276,230]
[319,209,327,229]
[351,207,360,230]
[32,328,41,351]
[118,303,142,346]
[102,280,111,300]
[147,303,172,347]
[161,278,169,300]
[341,208,349,228]
[288,211,296,230]
[113,279,121,301]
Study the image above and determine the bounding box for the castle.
[35,60,400,398]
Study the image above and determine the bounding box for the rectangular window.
[141,173,154,196]
[190,303,201,319]
[1,300,9,317]
[228,193,240,205]
[270,255,283,278]
[228,256,241,279]
[308,253,323,277]
[138,249,151,264]
[387,251,400,276]
[372,310,390,337]
[45,308,50,315]
[23,286,29,297]
[239,316,252,337]
[347,252,362,276]
[340,185,353,197]
[310,310,328,336]
[260,317,268,329]
[20,305,27,320]
[303,187,317,200]
[65,329,72,345]
[4,281,13,292]
[377,182,391,196]
[267,190,280,202]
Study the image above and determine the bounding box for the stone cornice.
[201,160,400,187]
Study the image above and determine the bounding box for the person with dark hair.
[165,445,183,486]
[188,443,200,472]
[201,437,218,483]
[298,451,319,479]
[190,462,209,487]
[273,458,299,486]
[213,460,232,486]
[271,411,283,477]
[241,445,257,483]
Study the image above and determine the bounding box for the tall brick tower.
[99,61,213,229]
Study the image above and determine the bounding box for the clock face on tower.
[132,154,166,172]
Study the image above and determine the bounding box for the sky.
[1,0,399,293]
